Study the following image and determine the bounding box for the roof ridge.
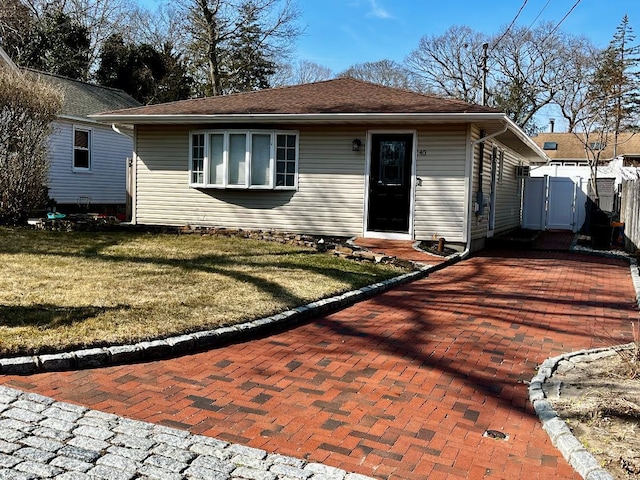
[22,68,136,97]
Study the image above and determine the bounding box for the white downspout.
[112,123,134,138]
[456,122,509,260]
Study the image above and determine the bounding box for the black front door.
[367,133,413,233]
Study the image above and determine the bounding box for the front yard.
[0,228,404,356]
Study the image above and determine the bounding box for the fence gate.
[522,176,583,232]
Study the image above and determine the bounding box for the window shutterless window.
[189,130,298,190]
[73,127,91,170]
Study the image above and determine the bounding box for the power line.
[491,0,529,51]
[526,0,552,31]
[544,0,582,41]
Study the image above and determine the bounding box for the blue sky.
[289,0,633,131]
[295,0,635,72]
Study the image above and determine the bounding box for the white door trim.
[363,129,417,240]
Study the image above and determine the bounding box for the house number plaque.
[417,149,427,157]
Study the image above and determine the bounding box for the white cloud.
[367,0,392,19]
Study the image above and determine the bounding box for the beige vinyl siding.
[492,144,525,235]
[470,125,489,241]
[413,125,468,242]
[470,125,527,241]
[134,125,367,237]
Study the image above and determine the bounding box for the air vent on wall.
[515,165,530,178]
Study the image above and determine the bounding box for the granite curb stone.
[529,345,624,480]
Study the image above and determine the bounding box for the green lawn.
[0,228,405,356]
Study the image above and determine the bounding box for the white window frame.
[189,129,299,190]
[72,126,92,171]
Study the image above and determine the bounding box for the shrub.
[0,69,63,224]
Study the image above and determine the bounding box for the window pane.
[74,130,89,148]
[251,134,271,186]
[228,133,246,186]
[74,150,89,169]
[210,134,224,185]
[191,133,205,184]
[275,134,296,188]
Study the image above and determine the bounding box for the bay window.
[189,130,298,190]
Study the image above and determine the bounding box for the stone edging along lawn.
[0,252,460,376]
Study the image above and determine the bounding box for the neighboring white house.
[93,78,547,251]
[0,46,141,215]
[27,70,141,215]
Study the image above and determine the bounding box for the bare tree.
[405,25,487,102]
[552,36,599,133]
[0,69,63,224]
[489,23,574,133]
[404,23,597,134]
[271,59,333,86]
[339,59,417,90]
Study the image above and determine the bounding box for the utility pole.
[481,42,489,106]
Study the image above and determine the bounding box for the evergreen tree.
[38,9,91,80]
[224,1,276,93]
[574,15,640,206]
[1,5,91,80]
[604,15,640,145]
[96,34,192,104]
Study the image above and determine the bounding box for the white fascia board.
[88,112,508,125]
[503,116,550,162]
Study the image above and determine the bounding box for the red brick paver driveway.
[2,249,636,479]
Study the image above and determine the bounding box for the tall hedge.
[0,70,63,224]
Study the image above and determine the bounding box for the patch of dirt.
[544,351,640,479]
[417,240,459,257]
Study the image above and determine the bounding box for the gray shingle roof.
[96,78,500,117]
[25,69,140,118]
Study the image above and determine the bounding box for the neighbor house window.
[189,130,298,190]
[73,127,91,170]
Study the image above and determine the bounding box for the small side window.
[191,133,205,184]
[73,128,91,169]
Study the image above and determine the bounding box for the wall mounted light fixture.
[352,138,362,151]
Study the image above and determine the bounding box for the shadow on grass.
[0,303,131,328]
[0,229,402,354]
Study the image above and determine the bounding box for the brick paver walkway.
[353,238,447,266]
[2,249,636,479]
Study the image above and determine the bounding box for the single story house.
[0,45,141,215]
[93,78,547,251]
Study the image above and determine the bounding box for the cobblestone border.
[529,254,640,480]
[0,253,461,376]
[0,385,375,480]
